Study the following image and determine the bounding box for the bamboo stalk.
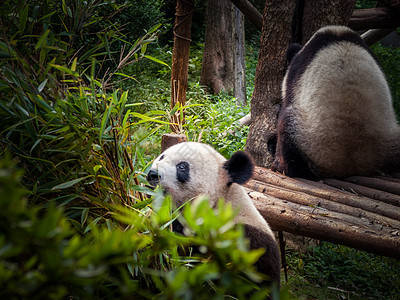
[248,190,400,259]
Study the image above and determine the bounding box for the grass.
[285,242,400,299]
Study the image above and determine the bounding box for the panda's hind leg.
[272,109,315,179]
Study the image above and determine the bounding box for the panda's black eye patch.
[176,161,190,183]
[159,154,165,161]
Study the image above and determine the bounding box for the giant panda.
[272,25,400,179]
[146,142,280,286]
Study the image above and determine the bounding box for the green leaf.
[50,64,79,76]
[51,176,90,190]
[38,79,48,92]
[35,29,50,50]
[143,55,170,68]
[19,6,29,32]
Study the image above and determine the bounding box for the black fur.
[244,225,281,286]
[286,43,302,63]
[223,151,254,185]
[176,161,190,183]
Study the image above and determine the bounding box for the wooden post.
[170,0,194,133]
[161,134,187,152]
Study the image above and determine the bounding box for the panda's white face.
[146,142,229,207]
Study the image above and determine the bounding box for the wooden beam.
[230,0,263,31]
[349,7,400,30]
[361,28,396,45]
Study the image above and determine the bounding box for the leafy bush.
[372,44,400,117]
[0,2,282,299]
[0,156,277,299]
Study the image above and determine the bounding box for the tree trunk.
[245,0,296,168]
[301,0,356,43]
[201,0,234,95]
[230,0,263,31]
[170,0,194,132]
[232,4,247,105]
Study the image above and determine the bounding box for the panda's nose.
[146,170,160,186]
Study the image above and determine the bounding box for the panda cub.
[146,142,280,285]
[273,25,400,179]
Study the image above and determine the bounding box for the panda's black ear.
[223,151,254,185]
[286,43,302,63]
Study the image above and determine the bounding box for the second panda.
[146,142,280,286]
[273,25,400,179]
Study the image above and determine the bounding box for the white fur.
[284,26,400,177]
[149,142,274,237]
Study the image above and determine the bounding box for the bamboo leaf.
[71,57,78,72]
[35,30,50,50]
[99,102,114,142]
[19,6,29,32]
[38,79,48,92]
[143,55,170,68]
[51,176,90,190]
[50,64,79,76]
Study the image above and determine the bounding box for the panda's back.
[291,38,399,177]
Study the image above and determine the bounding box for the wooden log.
[361,28,396,46]
[248,190,400,259]
[323,178,400,207]
[349,7,400,30]
[375,175,400,183]
[345,176,400,196]
[245,179,400,229]
[244,188,398,234]
[230,0,263,31]
[252,167,400,220]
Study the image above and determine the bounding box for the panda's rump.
[293,42,396,177]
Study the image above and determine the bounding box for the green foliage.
[371,44,400,118]
[0,158,276,299]
[355,0,376,9]
[0,2,281,298]
[286,242,400,299]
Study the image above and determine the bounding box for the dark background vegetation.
[1,0,399,299]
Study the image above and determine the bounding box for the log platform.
[245,166,400,259]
